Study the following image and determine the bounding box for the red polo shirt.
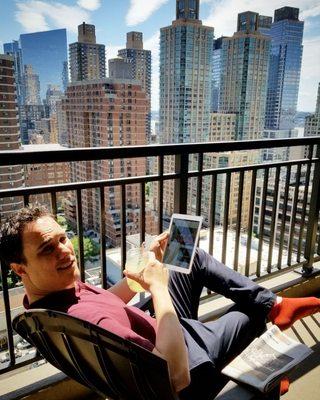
[24,281,157,352]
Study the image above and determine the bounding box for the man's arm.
[108,278,136,304]
[124,259,190,393]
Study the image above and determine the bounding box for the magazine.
[221,325,313,393]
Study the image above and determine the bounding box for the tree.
[71,236,100,262]
[57,215,70,231]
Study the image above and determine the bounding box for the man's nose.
[57,242,71,259]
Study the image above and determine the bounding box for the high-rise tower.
[160,0,214,144]
[20,29,68,99]
[3,41,23,106]
[118,32,151,97]
[159,0,214,217]
[219,11,271,140]
[62,78,156,246]
[210,37,225,112]
[69,23,106,82]
[23,65,41,105]
[118,32,151,143]
[265,7,304,130]
[0,54,24,222]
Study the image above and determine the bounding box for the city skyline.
[0,0,319,112]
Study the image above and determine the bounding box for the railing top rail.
[1,137,319,166]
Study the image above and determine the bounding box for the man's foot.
[269,296,320,331]
[280,376,290,395]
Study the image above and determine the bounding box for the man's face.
[17,216,80,297]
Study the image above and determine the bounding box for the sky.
[0,0,319,112]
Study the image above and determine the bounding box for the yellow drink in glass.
[125,247,153,293]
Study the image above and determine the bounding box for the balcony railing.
[0,136,320,375]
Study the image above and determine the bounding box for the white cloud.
[126,0,169,26]
[15,1,90,34]
[201,0,320,37]
[77,0,101,11]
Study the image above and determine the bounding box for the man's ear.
[10,262,26,278]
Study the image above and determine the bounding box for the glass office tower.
[265,7,304,130]
[20,29,68,100]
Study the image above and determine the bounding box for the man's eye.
[60,236,67,243]
[43,245,54,254]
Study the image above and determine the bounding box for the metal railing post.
[174,153,189,214]
[302,145,320,276]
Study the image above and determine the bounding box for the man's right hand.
[123,259,169,294]
[148,231,169,262]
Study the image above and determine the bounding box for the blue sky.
[0,0,319,112]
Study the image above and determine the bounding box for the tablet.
[162,214,203,274]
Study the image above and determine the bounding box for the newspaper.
[222,325,313,393]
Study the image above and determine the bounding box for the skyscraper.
[210,37,225,112]
[219,11,271,140]
[23,65,41,105]
[45,84,63,115]
[69,23,106,82]
[62,78,156,246]
[3,41,23,106]
[118,32,151,98]
[20,29,68,100]
[160,0,214,144]
[265,7,304,131]
[118,32,151,142]
[0,54,24,222]
[159,0,213,217]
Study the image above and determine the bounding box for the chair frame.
[13,309,178,400]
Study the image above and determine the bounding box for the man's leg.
[168,248,275,320]
[179,308,267,400]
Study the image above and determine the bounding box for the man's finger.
[123,270,142,282]
[157,231,169,240]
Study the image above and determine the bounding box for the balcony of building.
[0,137,320,399]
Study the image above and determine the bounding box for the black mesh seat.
[12,309,178,400]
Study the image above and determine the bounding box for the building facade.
[108,57,133,79]
[159,0,214,218]
[304,83,320,138]
[3,41,23,106]
[0,55,24,222]
[62,78,157,246]
[265,7,304,131]
[22,65,41,105]
[219,11,271,141]
[20,29,68,100]
[210,37,225,112]
[69,23,106,83]
[24,143,70,207]
[118,32,151,143]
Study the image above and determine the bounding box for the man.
[0,205,319,399]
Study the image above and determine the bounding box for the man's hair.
[0,204,53,274]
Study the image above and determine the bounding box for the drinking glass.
[125,246,154,293]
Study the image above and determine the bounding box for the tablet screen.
[163,217,201,270]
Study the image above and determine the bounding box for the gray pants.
[168,248,276,399]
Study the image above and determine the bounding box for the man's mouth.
[58,259,75,271]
